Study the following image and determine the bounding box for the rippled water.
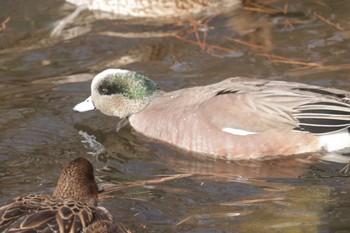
[1,0,350,232]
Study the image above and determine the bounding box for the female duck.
[0,158,114,232]
[74,69,350,160]
[51,0,241,36]
[64,0,241,19]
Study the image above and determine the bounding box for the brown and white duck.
[51,0,241,36]
[65,0,240,19]
[0,157,114,233]
[73,69,350,160]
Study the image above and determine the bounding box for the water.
[1,0,350,232]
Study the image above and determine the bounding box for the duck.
[51,0,241,37]
[64,0,241,19]
[0,157,114,233]
[73,69,350,160]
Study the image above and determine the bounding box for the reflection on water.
[1,0,350,232]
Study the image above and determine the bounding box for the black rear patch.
[294,125,347,134]
[294,101,350,134]
[297,109,350,115]
[298,118,350,126]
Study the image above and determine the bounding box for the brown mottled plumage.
[74,69,350,160]
[0,158,114,233]
[51,0,241,37]
[64,0,241,19]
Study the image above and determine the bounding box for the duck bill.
[73,96,96,112]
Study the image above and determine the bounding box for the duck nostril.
[73,96,96,112]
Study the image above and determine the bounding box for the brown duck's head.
[53,157,98,206]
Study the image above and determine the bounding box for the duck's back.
[129,77,350,159]
[0,194,110,233]
[65,0,241,18]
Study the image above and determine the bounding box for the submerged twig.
[258,52,350,74]
[174,210,253,227]
[174,17,237,57]
[218,197,285,206]
[243,3,281,15]
[258,53,322,67]
[339,163,350,174]
[102,173,193,195]
[226,37,266,50]
[0,17,10,33]
[243,0,286,15]
[313,12,345,31]
[116,222,133,233]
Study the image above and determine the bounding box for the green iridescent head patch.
[98,71,159,100]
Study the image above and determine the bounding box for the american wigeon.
[0,158,114,233]
[64,0,240,19]
[74,69,350,160]
[51,0,241,36]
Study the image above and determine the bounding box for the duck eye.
[98,83,125,96]
[98,86,109,95]
[98,80,115,95]
[101,88,108,94]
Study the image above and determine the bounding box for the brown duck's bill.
[73,96,96,112]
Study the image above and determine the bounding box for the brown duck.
[64,0,241,19]
[0,157,114,232]
[51,0,241,36]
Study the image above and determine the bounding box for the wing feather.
[199,78,350,135]
[0,195,98,233]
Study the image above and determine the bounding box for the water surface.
[1,0,350,232]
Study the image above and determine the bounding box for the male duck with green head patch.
[74,69,350,161]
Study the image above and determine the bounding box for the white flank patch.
[222,128,256,136]
[73,96,95,112]
[319,129,350,152]
[321,152,350,163]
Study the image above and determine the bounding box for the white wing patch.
[222,128,257,136]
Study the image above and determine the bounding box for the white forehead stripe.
[92,69,131,87]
